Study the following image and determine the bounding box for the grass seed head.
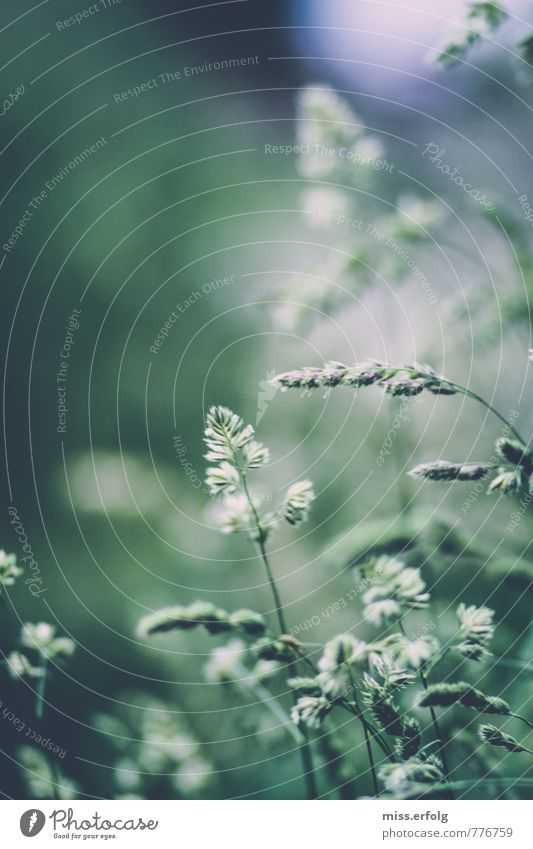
[478,724,528,753]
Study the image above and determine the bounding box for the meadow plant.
[282,78,533,352]
[94,695,214,798]
[428,1,533,81]
[140,406,319,797]
[267,358,532,795]
[137,388,533,799]
[0,549,77,797]
[271,85,446,330]
[430,2,509,67]
[0,550,23,587]
[272,360,531,498]
[18,747,80,800]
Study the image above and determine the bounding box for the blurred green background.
[1,0,533,799]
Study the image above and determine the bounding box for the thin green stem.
[443,381,526,445]
[419,666,454,798]
[239,670,304,745]
[295,728,318,799]
[362,720,380,796]
[398,620,453,799]
[35,655,48,720]
[240,470,286,632]
[510,713,533,732]
[318,724,357,799]
[340,698,395,761]
[425,646,451,676]
[425,639,533,677]
[351,683,379,796]
[50,758,61,801]
[417,740,443,757]
[238,466,318,799]
[400,364,526,445]
[257,536,287,635]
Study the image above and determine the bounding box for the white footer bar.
[2,799,530,847]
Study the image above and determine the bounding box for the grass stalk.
[239,468,318,799]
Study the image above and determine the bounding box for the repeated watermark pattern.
[8,506,46,597]
[0,84,24,118]
[149,275,235,354]
[422,143,495,210]
[366,222,438,306]
[264,142,394,172]
[114,57,260,103]
[3,138,108,254]
[57,309,82,435]
[1,699,67,759]
[376,398,417,466]
[290,564,386,636]
[173,434,209,495]
[505,492,533,533]
[517,193,533,229]
[56,0,124,31]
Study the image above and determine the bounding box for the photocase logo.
[20,809,46,837]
